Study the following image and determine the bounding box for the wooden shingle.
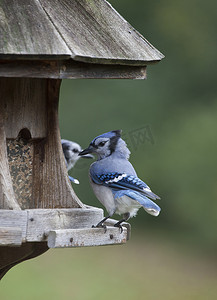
[39,0,164,65]
[0,0,164,65]
[0,0,71,59]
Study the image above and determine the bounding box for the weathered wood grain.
[0,208,131,244]
[60,60,147,79]
[0,0,164,65]
[0,209,130,246]
[26,208,104,242]
[0,60,60,78]
[48,227,128,248]
[0,121,21,210]
[0,227,22,246]
[0,60,147,79]
[0,210,27,240]
[0,78,47,139]
[39,0,164,65]
[31,79,84,209]
[0,0,71,58]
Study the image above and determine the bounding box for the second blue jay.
[61,139,93,184]
[79,130,161,230]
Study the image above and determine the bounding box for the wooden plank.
[0,227,22,246]
[0,210,27,240]
[47,227,128,248]
[60,60,147,79]
[0,60,60,78]
[39,0,164,65]
[0,208,130,245]
[0,0,71,58]
[0,60,147,79]
[26,208,104,242]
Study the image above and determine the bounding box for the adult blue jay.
[79,130,161,230]
[61,139,93,184]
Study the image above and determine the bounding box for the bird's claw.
[92,224,107,233]
[114,223,123,233]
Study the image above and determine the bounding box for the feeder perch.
[0,0,164,279]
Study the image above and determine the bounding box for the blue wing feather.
[90,170,160,200]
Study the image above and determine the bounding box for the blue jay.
[61,139,93,184]
[79,130,161,231]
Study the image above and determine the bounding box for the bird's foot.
[114,223,123,233]
[92,223,107,233]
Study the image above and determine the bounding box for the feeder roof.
[0,0,164,65]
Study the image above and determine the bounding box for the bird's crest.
[92,130,122,142]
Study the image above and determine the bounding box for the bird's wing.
[114,190,161,216]
[90,170,160,200]
[68,176,79,184]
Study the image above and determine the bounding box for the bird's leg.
[92,215,112,233]
[114,213,130,233]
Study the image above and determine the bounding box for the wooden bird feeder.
[0,0,164,279]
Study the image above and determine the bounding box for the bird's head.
[61,140,93,170]
[79,130,130,160]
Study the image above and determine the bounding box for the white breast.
[90,179,116,216]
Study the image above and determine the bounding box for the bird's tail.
[114,190,161,217]
[125,190,161,216]
[139,195,161,216]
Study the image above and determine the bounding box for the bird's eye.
[73,149,79,153]
[98,141,106,147]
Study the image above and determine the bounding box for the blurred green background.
[1,0,217,299]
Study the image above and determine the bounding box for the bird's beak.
[79,145,94,157]
[80,152,94,159]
